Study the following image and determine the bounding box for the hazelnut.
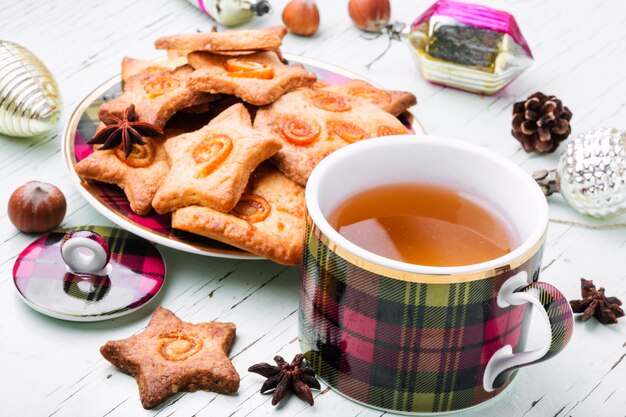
[7,181,67,233]
[348,0,391,33]
[282,0,320,37]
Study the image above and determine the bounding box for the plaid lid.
[13,226,166,322]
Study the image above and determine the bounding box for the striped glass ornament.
[0,40,62,137]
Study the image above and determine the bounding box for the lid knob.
[61,230,111,275]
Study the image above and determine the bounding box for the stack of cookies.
[75,26,417,265]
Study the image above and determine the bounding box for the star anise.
[88,104,163,158]
[570,278,624,324]
[248,353,321,406]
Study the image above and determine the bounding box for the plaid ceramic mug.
[299,136,574,414]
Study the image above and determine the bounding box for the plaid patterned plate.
[62,54,424,259]
[13,226,166,322]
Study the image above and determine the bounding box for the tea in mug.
[328,183,517,267]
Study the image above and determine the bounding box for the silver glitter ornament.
[534,127,626,218]
[0,41,62,137]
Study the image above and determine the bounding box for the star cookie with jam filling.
[155,26,287,53]
[100,307,239,409]
[254,88,410,186]
[99,65,216,128]
[152,103,282,214]
[75,107,170,215]
[321,79,417,116]
[172,163,305,265]
[186,51,316,106]
[121,56,188,82]
[163,26,287,62]
[76,135,167,215]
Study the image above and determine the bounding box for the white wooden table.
[2,0,626,416]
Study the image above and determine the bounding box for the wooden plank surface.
[1,0,625,416]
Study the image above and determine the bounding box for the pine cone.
[511,92,573,153]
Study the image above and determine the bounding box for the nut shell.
[8,181,67,233]
[282,0,320,36]
[348,0,391,32]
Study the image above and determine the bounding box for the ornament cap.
[532,169,560,196]
[251,0,271,16]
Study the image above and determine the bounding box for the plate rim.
[62,53,426,259]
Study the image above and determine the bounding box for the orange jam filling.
[278,116,321,146]
[144,76,180,98]
[158,333,203,361]
[376,125,409,137]
[225,59,274,79]
[232,193,271,223]
[115,140,155,168]
[326,120,369,143]
[192,134,233,177]
[348,87,391,105]
[311,91,352,112]
[311,81,330,89]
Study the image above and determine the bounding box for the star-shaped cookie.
[152,103,282,214]
[321,79,417,116]
[121,56,188,82]
[186,51,316,106]
[75,125,170,215]
[155,26,287,53]
[100,307,239,409]
[254,88,410,186]
[99,65,216,128]
[163,26,287,63]
[172,163,305,265]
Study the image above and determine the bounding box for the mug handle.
[483,272,574,392]
[61,231,111,275]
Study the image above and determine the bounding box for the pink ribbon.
[197,0,208,15]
